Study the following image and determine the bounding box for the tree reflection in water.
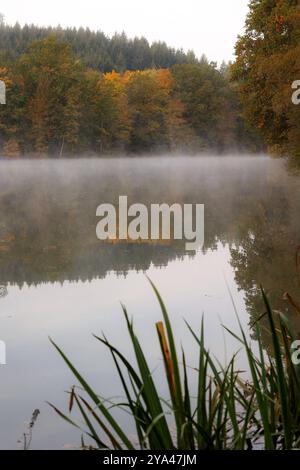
[0,156,299,351]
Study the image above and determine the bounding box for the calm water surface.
[0,156,299,449]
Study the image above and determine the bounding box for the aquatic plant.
[49,280,300,450]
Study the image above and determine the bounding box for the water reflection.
[0,286,8,298]
[0,156,300,448]
[0,157,299,312]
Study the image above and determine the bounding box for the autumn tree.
[125,70,171,151]
[79,70,131,153]
[17,37,83,155]
[232,0,300,161]
[0,58,23,156]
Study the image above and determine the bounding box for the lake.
[0,155,299,449]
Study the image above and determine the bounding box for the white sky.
[1,0,250,63]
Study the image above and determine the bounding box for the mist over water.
[0,154,299,449]
[0,154,294,283]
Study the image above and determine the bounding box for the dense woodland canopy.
[0,20,262,157]
[2,3,300,159]
[232,0,300,164]
[0,18,199,71]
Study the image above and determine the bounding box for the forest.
[0,19,261,157]
[0,17,199,71]
[1,1,300,160]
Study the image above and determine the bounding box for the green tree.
[171,63,238,151]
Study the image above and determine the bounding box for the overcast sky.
[2,0,250,63]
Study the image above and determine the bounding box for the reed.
[49,280,300,450]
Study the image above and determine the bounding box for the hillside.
[0,21,198,72]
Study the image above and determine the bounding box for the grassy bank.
[49,279,300,450]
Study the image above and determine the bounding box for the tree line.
[0,21,262,157]
[0,19,198,72]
